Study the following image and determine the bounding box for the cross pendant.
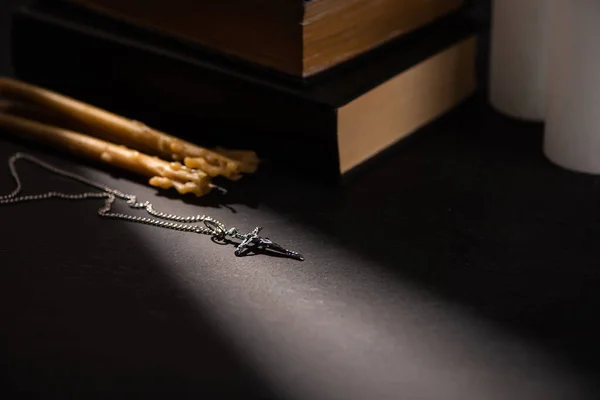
[234,227,304,261]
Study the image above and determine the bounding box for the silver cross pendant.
[234,227,305,261]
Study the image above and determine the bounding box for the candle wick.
[209,183,228,195]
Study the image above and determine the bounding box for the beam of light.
[0,147,593,400]
[117,198,592,400]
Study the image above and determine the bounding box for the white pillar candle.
[544,0,600,174]
[489,0,550,121]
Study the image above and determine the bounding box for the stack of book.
[11,0,480,181]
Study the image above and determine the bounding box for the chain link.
[0,153,304,260]
[0,153,224,236]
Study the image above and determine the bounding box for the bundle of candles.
[0,78,259,197]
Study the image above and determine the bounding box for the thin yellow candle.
[0,112,213,197]
[0,77,259,179]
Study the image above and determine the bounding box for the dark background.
[0,0,26,74]
[3,1,600,400]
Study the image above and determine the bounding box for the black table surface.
[2,1,600,399]
[1,97,600,399]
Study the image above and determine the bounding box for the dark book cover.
[11,1,481,181]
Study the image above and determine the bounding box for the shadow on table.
[2,97,600,399]
[0,145,275,399]
[254,100,600,377]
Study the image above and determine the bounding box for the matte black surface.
[2,99,600,399]
[3,1,600,399]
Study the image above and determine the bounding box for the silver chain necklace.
[0,153,304,261]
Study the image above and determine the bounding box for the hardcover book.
[58,0,466,78]
[11,2,479,181]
